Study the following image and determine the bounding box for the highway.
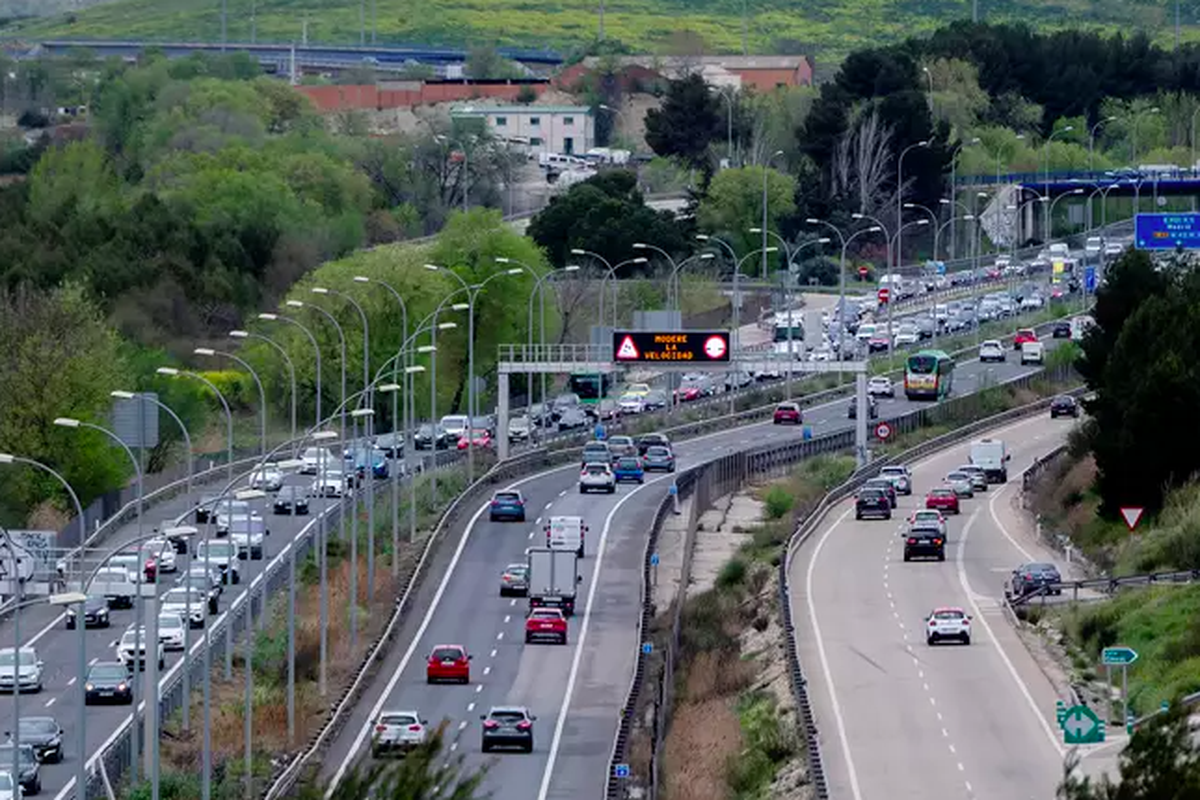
[321,346,1059,800]
[792,413,1119,800]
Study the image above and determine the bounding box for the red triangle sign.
[616,335,639,360]
[1120,507,1144,532]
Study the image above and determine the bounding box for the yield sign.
[1120,507,1144,532]
[615,335,639,360]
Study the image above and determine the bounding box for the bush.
[763,485,793,520]
[716,557,747,589]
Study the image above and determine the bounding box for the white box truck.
[970,438,1011,483]
[545,515,587,558]
[527,547,582,616]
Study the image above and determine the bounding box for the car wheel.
[926,637,935,646]
[903,553,911,562]
[481,742,491,753]
[884,512,891,520]
[937,552,946,562]
[525,633,532,643]
[962,635,971,645]
[518,514,526,522]
[159,658,165,670]
[856,512,862,520]
[31,779,40,794]
[489,514,498,522]
[525,742,534,753]
[66,619,75,630]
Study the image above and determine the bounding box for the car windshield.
[859,489,884,498]
[199,543,234,557]
[947,472,968,480]
[89,664,127,680]
[907,354,939,374]
[278,486,300,498]
[505,565,527,575]
[18,719,55,735]
[158,615,183,628]
[915,512,939,521]
[0,745,35,765]
[0,651,35,666]
[380,713,417,726]
[1030,563,1057,573]
[881,468,904,476]
[432,648,463,661]
[163,589,192,604]
[0,773,11,790]
[778,403,799,411]
[489,710,527,723]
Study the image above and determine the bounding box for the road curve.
[791,412,1120,800]
[322,348,1055,799]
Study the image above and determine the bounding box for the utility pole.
[742,0,749,55]
[973,0,979,23]
[598,1,606,39]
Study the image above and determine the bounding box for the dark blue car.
[613,456,645,483]
[489,490,526,522]
[347,447,389,480]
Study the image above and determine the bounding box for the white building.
[450,104,594,157]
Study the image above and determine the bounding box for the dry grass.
[662,684,743,800]
[158,534,425,792]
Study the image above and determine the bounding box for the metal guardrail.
[1005,568,1200,607]
[602,364,1082,798]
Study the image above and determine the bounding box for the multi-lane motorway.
[320,348,1058,799]
[793,413,1119,800]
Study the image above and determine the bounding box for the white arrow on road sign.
[1064,712,1096,738]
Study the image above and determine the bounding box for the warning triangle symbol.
[616,336,639,359]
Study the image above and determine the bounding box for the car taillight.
[118,683,127,691]
[375,725,387,732]
[907,538,916,544]
[483,720,499,729]
[408,724,422,732]
[929,620,936,626]
[517,721,533,730]
[1025,574,1033,580]
[934,539,942,545]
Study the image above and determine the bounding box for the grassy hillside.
[2,0,1194,62]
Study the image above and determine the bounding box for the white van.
[1020,341,1044,365]
[545,516,587,558]
[969,438,1011,483]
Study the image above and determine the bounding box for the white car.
[116,629,165,671]
[143,538,177,572]
[618,394,645,414]
[154,613,187,651]
[249,467,284,491]
[1104,242,1123,257]
[579,462,616,494]
[908,510,947,538]
[0,647,43,693]
[893,325,920,347]
[867,376,894,397]
[878,465,911,494]
[300,447,337,475]
[926,607,972,645]
[160,587,207,628]
[956,465,989,492]
[311,470,351,498]
[1021,341,1045,365]
[978,340,1006,363]
[1020,295,1044,310]
[371,709,429,757]
[944,471,975,498]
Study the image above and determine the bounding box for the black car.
[636,433,672,455]
[13,717,63,763]
[1052,321,1072,339]
[1011,562,1063,596]
[273,485,310,515]
[194,494,221,524]
[158,524,192,554]
[855,488,891,520]
[0,743,40,794]
[374,431,404,458]
[556,407,589,431]
[480,706,536,753]
[1050,395,1079,418]
[84,662,133,705]
[848,396,879,420]
[174,574,221,615]
[414,424,451,451]
[862,478,897,508]
[65,594,110,630]
[904,531,946,562]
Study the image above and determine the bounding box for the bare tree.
[550,275,596,343]
[853,110,893,214]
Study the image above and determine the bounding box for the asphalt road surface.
[322,347,1059,800]
[792,413,1120,800]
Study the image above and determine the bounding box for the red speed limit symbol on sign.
[874,422,892,440]
[877,287,890,304]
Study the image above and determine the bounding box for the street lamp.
[516,261,579,417]
[257,312,322,432]
[1049,188,1086,240]
[897,139,930,266]
[948,136,981,259]
[749,226,793,280]
[230,329,297,447]
[110,391,192,494]
[569,248,614,328]
[892,218,930,279]
[1043,125,1075,238]
[600,257,648,330]
[1132,106,1160,166]
[666,253,716,311]
[760,149,785,279]
[1089,116,1116,173]
[155,367,234,481]
[194,347,267,456]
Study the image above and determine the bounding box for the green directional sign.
[1062,704,1104,745]
[1102,647,1139,666]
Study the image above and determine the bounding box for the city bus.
[904,350,955,400]
[567,372,614,405]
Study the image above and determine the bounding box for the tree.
[527,169,691,269]
[644,73,722,173]
[696,166,796,265]
[301,721,487,800]
[0,284,131,525]
[465,46,519,80]
[1058,705,1200,799]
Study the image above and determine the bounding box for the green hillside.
[2,0,1194,61]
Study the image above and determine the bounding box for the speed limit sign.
[874,422,892,440]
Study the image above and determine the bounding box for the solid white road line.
[957,508,1065,758]
[804,506,865,800]
[986,480,1036,563]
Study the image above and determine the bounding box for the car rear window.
[933,610,965,620]
[618,458,640,468]
[380,713,417,726]
[490,710,526,723]
[494,492,520,502]
[586,465,608,475]
[432,647,463,661]
[647,447,670,456]
[777,403,799,411]
[931,489,954,497]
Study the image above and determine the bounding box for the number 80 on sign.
[874,422,892,440]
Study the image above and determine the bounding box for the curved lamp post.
[257,312,322,433]
[194,348,267,457]
[230,330,297,446]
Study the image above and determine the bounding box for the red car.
[773,402,802,425]
[675,385,703,402]
[426,644,471,684]
[1013,328,1038,350]
[457,429,492,450]
[925,487,961,515]
[524,608,568,645]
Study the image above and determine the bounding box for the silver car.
[579,462,616,494]
[371,709,428,757]
[499,564,529,597]
[878,465,912,495]
[944,471,975,498]
[957,465,989,492]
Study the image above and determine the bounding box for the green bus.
[904,350,955,400]
[567,372,614,405]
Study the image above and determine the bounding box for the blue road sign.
[936,261,947,275]
[1135,213,1200,250]
[650,553,660,567]
[1084,266,1097,293]
[614,764,631,779]
[1102,646,1138,666]
[642,642,653,654]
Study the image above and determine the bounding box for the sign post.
[1102,646,1139,725]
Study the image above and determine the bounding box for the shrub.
[763,485,793,520]
[716,557,747,589]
